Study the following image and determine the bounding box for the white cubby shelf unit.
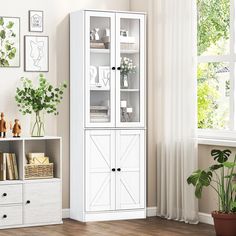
[0,136,62,229]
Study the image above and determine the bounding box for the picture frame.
[98,66,110,89]
[0,16,20,68]
[29,10,43,32]
[24,35,49,72]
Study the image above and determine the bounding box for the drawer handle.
[26,200,31,204]
[3,215,7,219]
[2,193,7,197]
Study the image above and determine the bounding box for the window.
[197,0,235,135]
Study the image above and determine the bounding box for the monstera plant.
[187,149,236,236]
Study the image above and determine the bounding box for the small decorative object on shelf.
[93,28,100,40]
[0,112,7,138]
[15,74,67,137]
[120,57,136,89]
[12,119,21,137]
[120,101,133,122]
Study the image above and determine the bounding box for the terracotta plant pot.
[212,211,236,236]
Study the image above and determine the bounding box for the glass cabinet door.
[85,11,115,127]
[116,14,145,127]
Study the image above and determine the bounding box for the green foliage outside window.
[197,0,230,129]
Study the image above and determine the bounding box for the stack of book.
[90,105,109,122]
[0,153,19,181]
[90,40,105,49]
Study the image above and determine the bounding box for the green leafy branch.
[15,74,67,116]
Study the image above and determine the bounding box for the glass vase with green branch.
[15,74,67,137]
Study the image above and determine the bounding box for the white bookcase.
[0,137,62,229]
[70,10,146,222]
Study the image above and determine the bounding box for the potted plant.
[187,149,236,236]
[15,74,67,137]
[120,57,136,89]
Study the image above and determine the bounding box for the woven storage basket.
[25,163,53,179]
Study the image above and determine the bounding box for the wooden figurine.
[12,119,21,138]
[0,112,7,138]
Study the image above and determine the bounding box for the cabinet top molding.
[72,9,147,15]
[0,136,61,142]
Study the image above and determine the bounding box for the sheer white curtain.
[150,0,199,223]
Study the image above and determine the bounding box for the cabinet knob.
[112,168,116,172]
[2,193,7,197]
[117,168,121,172]
[117,67,121,70]
[3,215,7,219]
[26,200,31,204]
[112,67,116,70]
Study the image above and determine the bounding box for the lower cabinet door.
[85,130,115,211]
[23,181,62,225]
[116,130,145,210]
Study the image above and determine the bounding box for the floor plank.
[0,217,215,236]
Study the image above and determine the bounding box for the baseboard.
[146,207,213,225]
[64,207,213,225]
[146,207,157,217]
[198,212,213,225]
[62,208,70,219]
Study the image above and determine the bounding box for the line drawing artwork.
[29,37,44,70]
[25,36,48,72]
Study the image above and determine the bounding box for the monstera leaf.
[211,149,231,163]
[187,170,212,198]
[209,164,223,171]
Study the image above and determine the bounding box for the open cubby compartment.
[0,140,24,180]
[24,138,61,179]
[120,92,140,122]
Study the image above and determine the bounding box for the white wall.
[0,0,130,209]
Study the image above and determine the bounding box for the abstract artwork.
[0,17,20,67]
[98,66,110,89]
[24,36,49,72]
[29,10,43,32]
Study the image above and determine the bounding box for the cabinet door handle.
[117,168,121,172]
[3,214,7,219]
[26,200,31,204]
[117,67,121,70]
[112,67,116,70]
[2,193,7,197]
[112,168,116,172]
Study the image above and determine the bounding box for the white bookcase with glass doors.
[70,10,146,222]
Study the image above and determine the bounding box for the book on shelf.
[0,153,6,181]
[90,42,105,49]
[0,153,19,181]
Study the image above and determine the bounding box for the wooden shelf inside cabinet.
[90,48,110,54]
[90,88,110,91]
[120,89,140,92]
[121,50,139,54]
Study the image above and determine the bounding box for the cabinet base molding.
[0,221,63,230]
[72,209,146,222]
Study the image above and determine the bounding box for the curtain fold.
[150,0,199,223]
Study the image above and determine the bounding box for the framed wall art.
[0,16,20,67]
[24,35,49,72]
[29,10,43,32]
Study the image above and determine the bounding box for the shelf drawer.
[0,185,22,205]
[0,205,22,227]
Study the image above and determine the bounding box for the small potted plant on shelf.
[15,74,67,137]
[120,57,136,89]
[187,149,236,236]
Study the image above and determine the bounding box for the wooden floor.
[0,217,215,236]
